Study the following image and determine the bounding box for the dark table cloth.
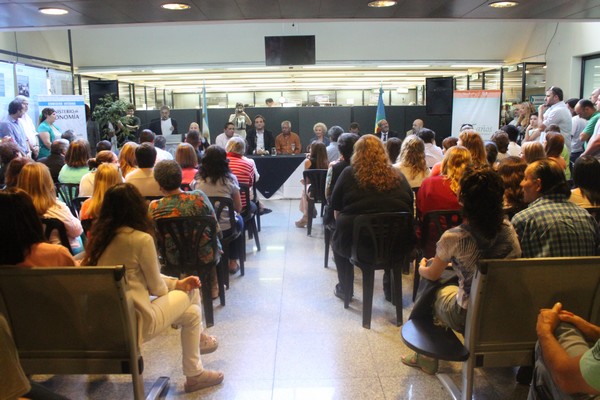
[249,154,305,198]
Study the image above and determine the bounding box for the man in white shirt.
[139,129,173,163]
[215,122,238,149]
[418,128,443,168]
[538,86,573,155]
[326,126,344,163]
[15,96,38,158]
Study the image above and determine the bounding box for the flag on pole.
[374,85,386,134]
[202,81,211,144]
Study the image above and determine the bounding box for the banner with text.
[451,90,501,140]
[36,95,86,140]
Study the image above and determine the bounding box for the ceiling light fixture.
[489,1,518,8]
[367,0,398,7]
[39,7,69,15]
[161,3,191,10]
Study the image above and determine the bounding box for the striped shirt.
[227,152,254,208]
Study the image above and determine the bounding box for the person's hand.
[558,310,600,341]
[175,276,201,292]
[536,302,562,337]
[419,257,429,268]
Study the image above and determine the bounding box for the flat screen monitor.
[265,35,316,66]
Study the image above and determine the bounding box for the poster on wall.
[0,61,16,120]
[451,90,501,140]
[15,64,49,123]
[48,69,73,95]
[36,95,86,140]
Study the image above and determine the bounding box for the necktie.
[383,133,387,142]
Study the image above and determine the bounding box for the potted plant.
[91,94,137,148]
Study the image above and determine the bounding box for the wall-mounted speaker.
[426,77,453,115]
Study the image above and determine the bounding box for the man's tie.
[383,133,387,142]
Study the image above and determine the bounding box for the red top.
[227,152,254,208]
[417,175,460,219]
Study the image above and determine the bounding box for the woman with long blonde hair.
[393,135,430,188]
[17,162,83,254]
[458,130,486,167]
[417,146,472,218]
[330,134,413,301]
[80,163,122,221]
[118,141,138,178]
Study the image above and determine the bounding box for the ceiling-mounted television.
[265,35,316,66]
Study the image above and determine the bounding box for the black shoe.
[334,283,352,301]
[259,208,272,215]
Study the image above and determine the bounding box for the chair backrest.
[155,216,221,276]
[351,212,416,268]
[40,217,73,254]
[303,169,328,203]
[238,183,254,216]
[465,257,600,365]
[420,209,463,259]
[208,196,239,240]
[72,196,90,218]
[0,266,143,383]
[55,183,80,217]
[585,206,600,224]
[180,183,192,191]
[81,218,94,236]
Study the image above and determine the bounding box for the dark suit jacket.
[245,129,275,155]
[149,118,178,136]
[38,154,65,182]
[376,130,405,141]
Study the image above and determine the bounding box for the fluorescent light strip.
[151,68,205,73]
[377,65,430,68]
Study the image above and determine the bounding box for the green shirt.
[583,112,600,136]
[580,339,600,392]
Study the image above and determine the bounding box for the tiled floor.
[32,199,531,399]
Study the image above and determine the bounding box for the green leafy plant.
[91,94,136,147]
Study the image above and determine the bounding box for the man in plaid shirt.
[512,159,599,258]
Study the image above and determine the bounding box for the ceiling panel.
[235,0,281,19]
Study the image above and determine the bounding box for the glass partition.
[524,63,546,106]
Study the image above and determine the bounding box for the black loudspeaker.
[426,77,453,115]
[89,80,119,112]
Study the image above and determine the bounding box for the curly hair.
[459,166,505,240]
[83,183,154,266]
[459,130,487,167]
[441,146,472,194]
[351,134,401,192]
[490,131,509,154]
[398,135,427,180]
[497,156,527,211]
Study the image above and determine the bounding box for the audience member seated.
[175,143,199,186]
[275,120,301,155]
[0,188,77,267]
[124,143,162,197]
[458,130,487,167]
[0,140,20,185]
[325,133,360,200]
[4,158,32,188]
[79,150,119,196]
[330,134,413,301]
[38,139,68,182]
[521,141,547,164]
[326,125,344,163]
[140,129,172,163]
[491,130,510,162]
[80,163,122,222]
[118,141,139,179]
[501,124,522,157]
[83,183,223,393]
[570,156,600,208]
[431,136,459,176]
[417,146,471,219]
[192,146,244,275]
[497,156,527,213]
[226,137,256,212]
[306,122,330,152]
[394,135,430,188]
[385,137,403,165]
[58,139,90,185]
[402,167,521,374]
[511,159,598,258]
[296,142,328,228]
[149,160,221,298]
[17,162,83,254]
[529,302,600,399]
[544,131,569,178]
[184,129,204,161]
[96,139,112,153]
[485,141,499,166]
[418,128,444,168]
[154,135,173,162]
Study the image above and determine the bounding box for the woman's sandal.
[401,352,438,375]
[200,333,219,355]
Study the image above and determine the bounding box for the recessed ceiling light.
[489,1,518,8]
[161,3,191,10]
[367,0,397,7]
[39,7,69,15]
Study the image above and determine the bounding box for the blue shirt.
[0,115,28,154]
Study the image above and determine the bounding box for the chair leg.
[361,268,375,329]
[392,266,403,326]
[412,259,421,302]
[252,218,261,251]
[237,235,245,276]
[200,272,215,327]
[324,227,331,268]
[307,200,314,236]
[343,264,352,309]
[256,204,261,232]
[215,263,226,306]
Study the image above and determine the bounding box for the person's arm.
[174,276,201,291]
[38,129,51,149]
[294,135,301,154]
[538,104,549,132]
[523,126,540,142]
[536,303,600,395]
[138,233,170,296]
[418,256,447,281]
[582,134,600,157]
[49,202,83,238]
[558,311,600,342]
[275,135,283,154]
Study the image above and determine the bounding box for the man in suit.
[246,114,275,155]
[149,105,178,137]
[376,119,402,143]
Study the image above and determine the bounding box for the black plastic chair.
[209,196,244,283]
[72,196,90,218]
[180,183,192,191]
[239,183,261,253]
[55,183,80,217]
[347,212,416,329]
[40,217,73,255]
[303,169,328,236]
[155,216,222,327]
[585,206,600,224]
[252,182,261,232]
[414,210,463,301]
[81,219,94,236]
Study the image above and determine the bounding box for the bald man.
[406,119,424,136]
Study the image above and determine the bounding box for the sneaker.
[184,370,224,392]
[259,208,272,215]
[200,333,218,354]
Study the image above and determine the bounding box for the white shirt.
[571,115,588,154]
[507,142,521,157]
[19,113,37,152]
[124,168,162,197]
[424,142,444,168]
[256,131,265,151]
[155,147,173,163]
[215,132,239,149]
[543,101,572,152]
